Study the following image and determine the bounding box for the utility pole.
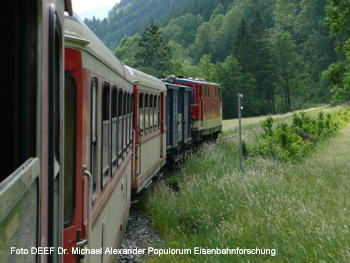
[238,93,243,179]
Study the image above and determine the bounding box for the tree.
[249,10,276,114]
[135,20,172,77]
[232,18,256,73]
[191,22,215,63]
[198,54,214,80]
[323,61,350,103]
[213,55,256,118]
[114,34,142,67]
[272,31,299,112]
[323,0,350,103]
[232,11,276,115]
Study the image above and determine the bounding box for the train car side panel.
[64,15,133,263]
[125,66,166,193]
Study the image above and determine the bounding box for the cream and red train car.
[125,66,167,193]
[0,0,72,262]
[163,76,222,142]
[63,15,134,262]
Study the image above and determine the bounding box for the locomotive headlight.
[167,75,176,83]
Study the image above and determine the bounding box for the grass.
[145,108,350,263]
[222,105,341,137]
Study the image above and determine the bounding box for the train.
[0,5,222,263]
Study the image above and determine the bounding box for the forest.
[84,0,350,119]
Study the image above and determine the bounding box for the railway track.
[219,127,262,141]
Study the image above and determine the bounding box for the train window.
[145,93,149,133]
[101,82,110,187]
[219,87,222,102]
[164,95,167,132]
[4,0,38,181]
[130,93,135,143]
[139,93,144,134]
[153,96,157,129]
[91,77,98,198]
[123,92,128,155]
[208,86,210,97]
[64,73,77,226]
[112,86,118,173]
[118,89,123,164]
[126,93,129,146]
[158,96,161,129]
[150,94,154,131]
[128,92,132,146]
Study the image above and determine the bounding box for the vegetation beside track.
[145,106,350,262]
[221,105,341,138]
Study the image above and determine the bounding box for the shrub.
[251,109,350,162]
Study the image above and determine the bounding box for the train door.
[63,49,89,262]
[63,72,82,263]
[48,5,65,263]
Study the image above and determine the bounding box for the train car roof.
[64,14,133,83]
[162,75,220,86]
[165,83,193,91]
[125,66,166,92]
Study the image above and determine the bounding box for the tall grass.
[146,109,350,262]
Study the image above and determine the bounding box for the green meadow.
[144,107,350,262]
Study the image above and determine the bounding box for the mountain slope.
[84,0,233,50]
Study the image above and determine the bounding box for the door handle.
[76,229,87,261]
[77,229,87,247]
[79,165,92,262]
[76,239,88,248]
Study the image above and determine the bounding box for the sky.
[72,0,120,14]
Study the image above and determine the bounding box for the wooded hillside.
[84,0,349,118]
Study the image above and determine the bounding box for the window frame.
[130,94,134,145]
[139,92,144,134]
[123,91,127,156]
[111,86,118,174]
[150,94,153,132]
[90,76,98,200]
[101,81,110,188]
[117,88,123,165]
[145,93,149,134]
[153,95,157,130]
[63,72,77,227]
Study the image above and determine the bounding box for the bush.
[250,109,350,162]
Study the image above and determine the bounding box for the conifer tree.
[232,11,276,115]
[249,10,276,114]
[136,20,172,77]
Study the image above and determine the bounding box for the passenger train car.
[1,0,72,262]
[63,15,135,262]
[163,76,223,142]
[0,7,222,263]
[125,66,167,194]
